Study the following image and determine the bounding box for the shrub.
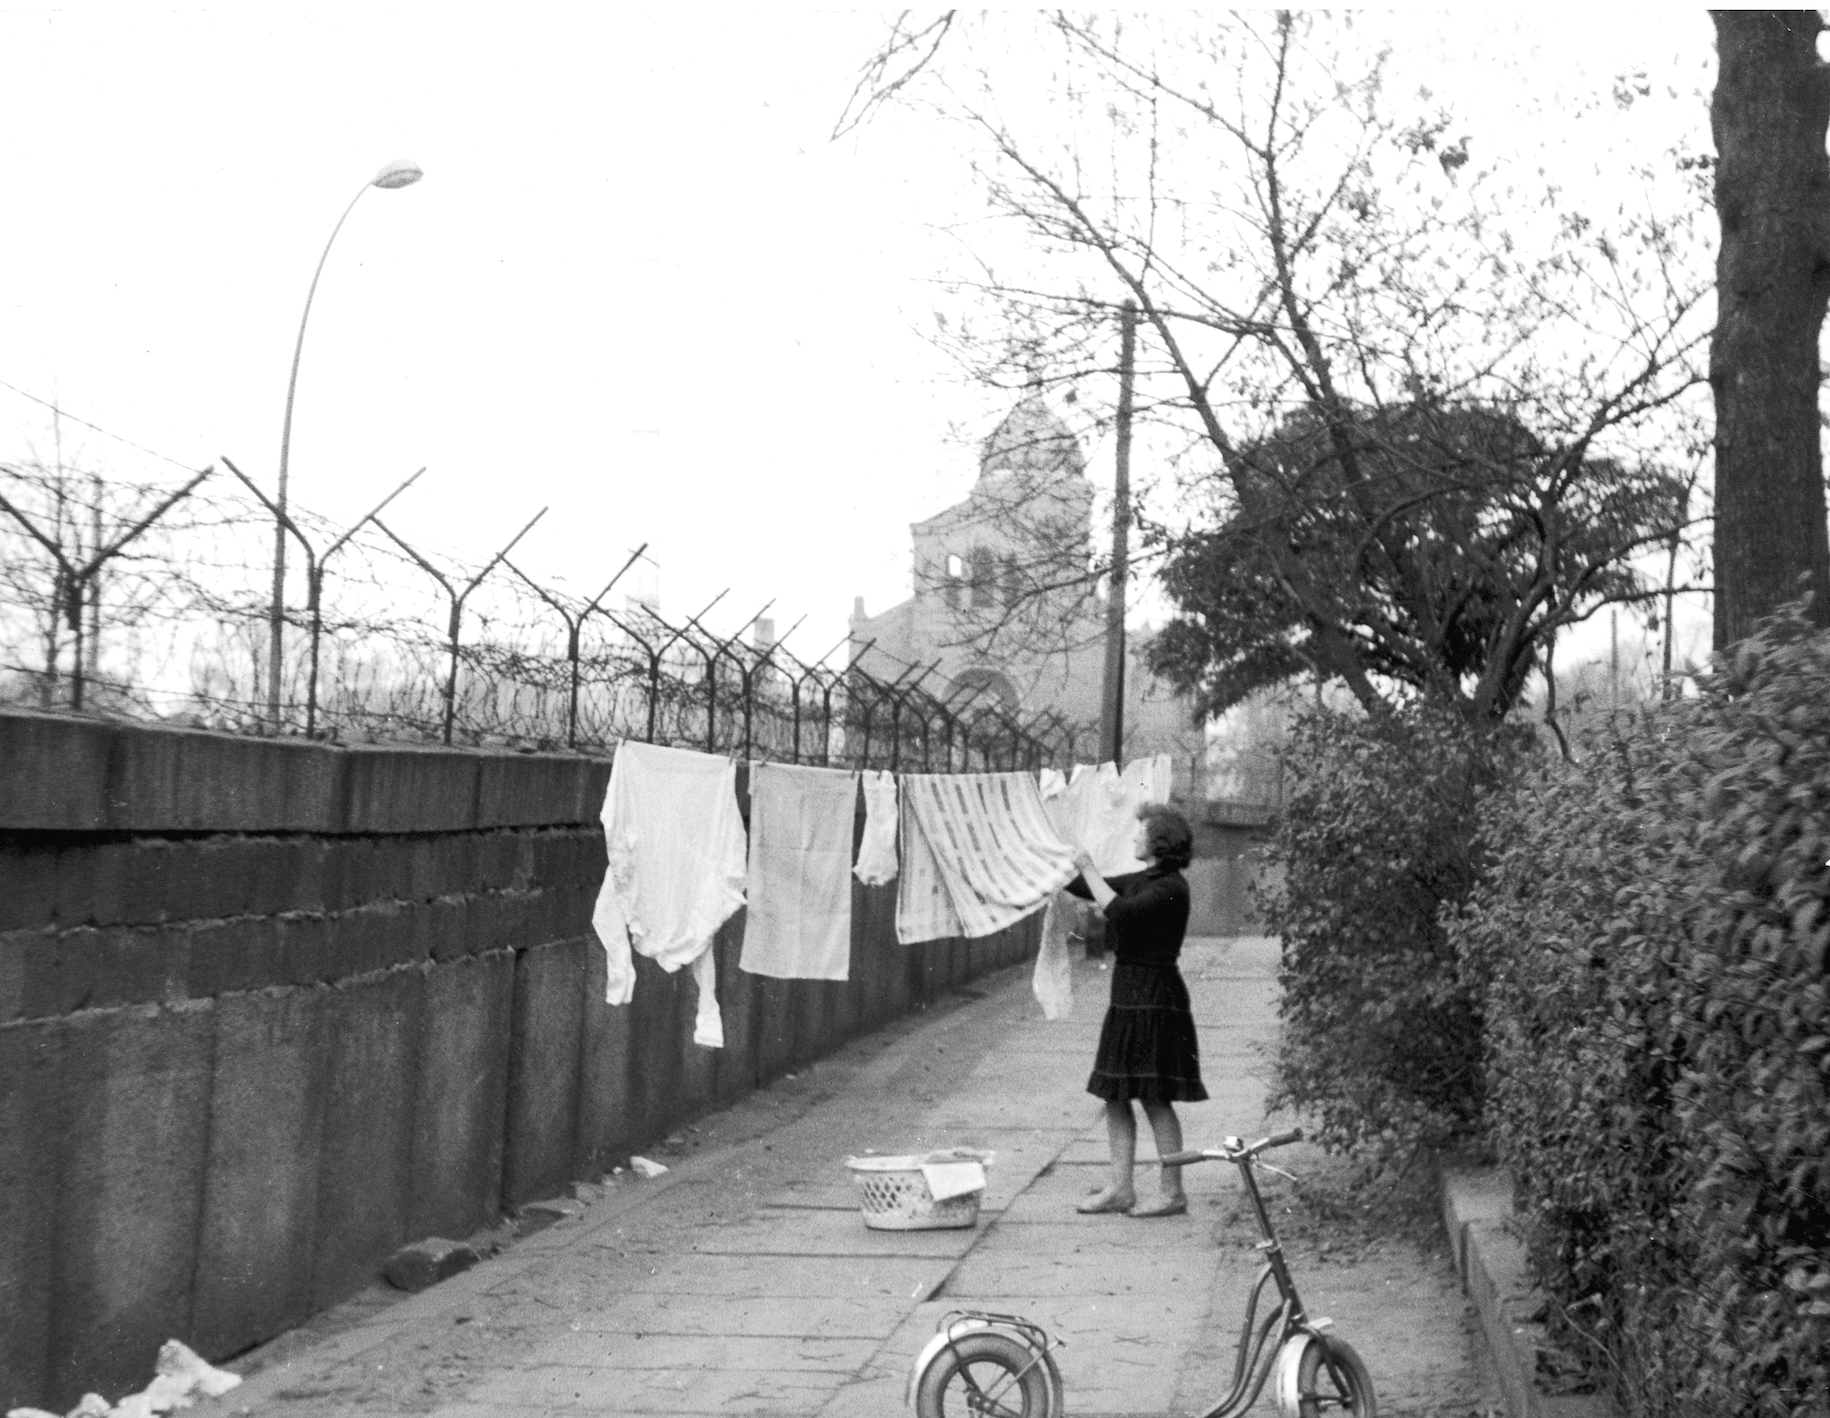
[1453,607,1830,1417]
[1263,705,1506,1163]
[1451,701,1707,1411]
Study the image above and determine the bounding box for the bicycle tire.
[914,1330,1054,1418]
[1297,1333,1376,1418]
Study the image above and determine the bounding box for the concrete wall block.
[0,710,617,835]
[789,980,828,1071]
[528,828,601,892]
[191,986,328,1361]
[0,712,117,831]
[464,891,509,957]
[550,881,597,941]
[18,925,190,1019]
[416,839,463,899]
[309,969,423,1311]
[319,838,383,915]
[0,1016,61,1412]
[474,833,522,895]
[363,838,428,905]
[336,748,481,835]
[47,1000,215,1411]
[626,956,688,1142]
[475,754,610,830]
[750,973,795,1087]
[383,899,433,973]
[575,937,632,1174]
[711,926,757,1108]
[187,916,283,1000]
[277,913,338,989]
[424,896,471,964]
[501,939,586,1208]
[110,727,338,834]
[237,836,325,919]
[412,953,513,1241]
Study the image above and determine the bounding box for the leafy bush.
[1263,706,1505,1162]
[1453,607,1830,1417]
[1451,701,1707,1411]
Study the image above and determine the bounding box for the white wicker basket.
[844,1148,994,1230]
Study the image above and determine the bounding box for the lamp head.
[371,159,424,190]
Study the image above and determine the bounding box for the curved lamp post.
[266,158,424,731]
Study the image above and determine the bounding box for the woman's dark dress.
[1066,864,1207,1103]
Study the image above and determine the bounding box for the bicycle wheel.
[1297,1334,1376,1418]
[914,1331,1053,1418]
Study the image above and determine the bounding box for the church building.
[847,392,1201,796]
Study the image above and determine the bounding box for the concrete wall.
[1185,816,1276,937]
[0,710,1038,1413]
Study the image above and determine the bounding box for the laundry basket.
[844,1148,995,1231]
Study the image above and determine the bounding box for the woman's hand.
[1071,845,1096,873]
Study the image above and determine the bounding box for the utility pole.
[1099,299,1137,763]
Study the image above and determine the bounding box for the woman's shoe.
[1075,1189,1136,1214]
[1129,1195,1188,1218]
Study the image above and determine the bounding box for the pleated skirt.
[1086,960,1208,1103]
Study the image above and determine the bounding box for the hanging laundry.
[853,769,899,886]
[740,761,861,981]
[590,740,747,1048]
[690,946,723,1048]
[896,771,1077,944]
[1125,752,1175,805]
[1044,754,1175,877]
[1031,890,1075,1021]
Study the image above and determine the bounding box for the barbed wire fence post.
[686,601,773,755]
[505,542,647,750]
[223,457,426,737]
[736,614,803,762]
[0,463,213,711]
[374,508,547,745]
[603,591,727,745]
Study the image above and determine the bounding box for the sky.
[0,4,1720,681]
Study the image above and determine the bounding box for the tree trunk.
[1710,10,1830,650]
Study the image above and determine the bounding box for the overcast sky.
[0,4,1718,678]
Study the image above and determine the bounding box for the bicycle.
[907,1127,1376,1418]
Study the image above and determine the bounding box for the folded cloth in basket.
[920,1158,988,1202]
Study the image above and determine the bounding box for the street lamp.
[265,158,424,731]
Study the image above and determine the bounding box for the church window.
[1002,554,1023,607]
[944,553,965,609]
[968,546,998,610]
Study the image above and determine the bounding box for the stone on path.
[382,1237,481,1293]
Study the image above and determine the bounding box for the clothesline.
[590,742,1175,1049]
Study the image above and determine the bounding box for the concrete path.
[225,938,1494,1417]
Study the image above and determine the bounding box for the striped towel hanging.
[896,771,1078,943]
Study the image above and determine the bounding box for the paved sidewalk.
[226,937,1491,1417]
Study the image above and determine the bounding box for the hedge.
[1263,706,1501,1162]
[1450,608,1830,1417]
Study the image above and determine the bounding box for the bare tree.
[850,11,1713,730]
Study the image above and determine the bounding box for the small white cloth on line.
[1031,889,1075,1021]
[896,771,1077,943]
[590,740,746,1048]
[853,769,899,886]
[740,761,861,981]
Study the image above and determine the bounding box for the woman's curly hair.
[1136,803,1194,870]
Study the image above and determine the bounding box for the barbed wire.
[0,425,1087,772]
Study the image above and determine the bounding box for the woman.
[1065,803,1205,1217]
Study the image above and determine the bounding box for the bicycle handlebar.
[1158,1127,1304,1168]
